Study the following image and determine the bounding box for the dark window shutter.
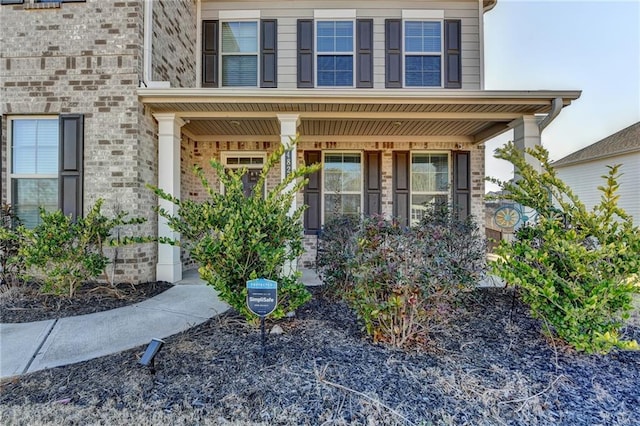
[260,19,277,88]
[453,151,470,219]
[444,19,462,89]
[1,0,24,4]
[59,114,84,221]
[304,151,321,234]
[202,20,219,88]
[364,151,381,215]
[393,151,409,226]
[356,19,373,88]
[297,19,314,88]
[385,19,402,88]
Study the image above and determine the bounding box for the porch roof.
[138,89,581,144]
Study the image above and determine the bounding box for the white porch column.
[154,113,185,283]
[513,115,542,174]
[277,114,300,276]
[277,114,301,215]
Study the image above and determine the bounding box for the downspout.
[538,97,563,132]
[143,0,153,85]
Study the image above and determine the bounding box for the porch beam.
[154,113,185,283]
[171,111,526,120]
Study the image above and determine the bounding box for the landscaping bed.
[1,287,639,425]
[0,281,172,323]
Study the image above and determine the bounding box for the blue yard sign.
[246,278,278,317]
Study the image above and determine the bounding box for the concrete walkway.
[0,270,229,379]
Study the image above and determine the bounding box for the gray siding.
[201,0,481,89]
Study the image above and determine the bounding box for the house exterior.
[553,121,639,224]
[1,0,580,284]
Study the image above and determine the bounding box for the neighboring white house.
[553,121,640,224]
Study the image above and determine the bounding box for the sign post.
[246,278,278,358]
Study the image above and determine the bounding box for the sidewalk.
[1,268,323,380]
[0,270,229,379]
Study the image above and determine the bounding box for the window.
[404,21,442,87]
[323,153,362,222]
[411,153,449,224]
[316,21,354,87]
[222,153,266,197]
[9,118,59,227]
[221,21,258,87]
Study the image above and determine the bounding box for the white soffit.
[402,10,444,20]
[219,10,261,20]
[314,9,357,19]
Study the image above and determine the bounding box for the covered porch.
[138,89,580,282]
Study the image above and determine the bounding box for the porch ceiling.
[139,89,581,144]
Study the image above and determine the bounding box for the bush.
[151,138,321,322]
[414,204,486,297]
[317,209,486,348]
[489,142,640,354]
[316,214,361,299]
[0,204,24,286]
[20,199,147,297]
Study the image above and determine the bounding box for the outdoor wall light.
[138,338,165,374]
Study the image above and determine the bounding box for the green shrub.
[0,204,24,286]
[19,199,147,297]
[489,142,640,353]
[151,139,321,322]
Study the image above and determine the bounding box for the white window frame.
[321,151,363,223]
[7,115,60,227]
[409,151,451,225]
[219,19,260,88]
[402,19,444,88]
[220,151,267,196]
[314,19,356,88]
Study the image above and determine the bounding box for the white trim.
[219,10,261,20]
[220,20,260,88]
[321,150,364,224]
[221,151,267,168]
[314,19,356,89]
[143,0,153,84]
[314,9,356,19]
[402,9,444,20]
[409,151,451,225]
[6,115,61,225]
[196,0,202,88]
[402,19,445,88]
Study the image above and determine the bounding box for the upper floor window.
[316,21,354,87]
[221,21,258,87]
[404,21,442,87]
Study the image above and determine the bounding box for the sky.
[483,0,640,192]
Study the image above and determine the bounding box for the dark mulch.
[1,287,639,425]
[0,281,172,323]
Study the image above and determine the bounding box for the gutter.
[537,97,563,132]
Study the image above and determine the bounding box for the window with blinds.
[221,21,258,87]
[10,118,59,227]
[404,21,442,87]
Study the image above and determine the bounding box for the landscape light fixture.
[138,338,165,374]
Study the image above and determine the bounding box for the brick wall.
[0,0,161,284]
[152,0,196,87]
